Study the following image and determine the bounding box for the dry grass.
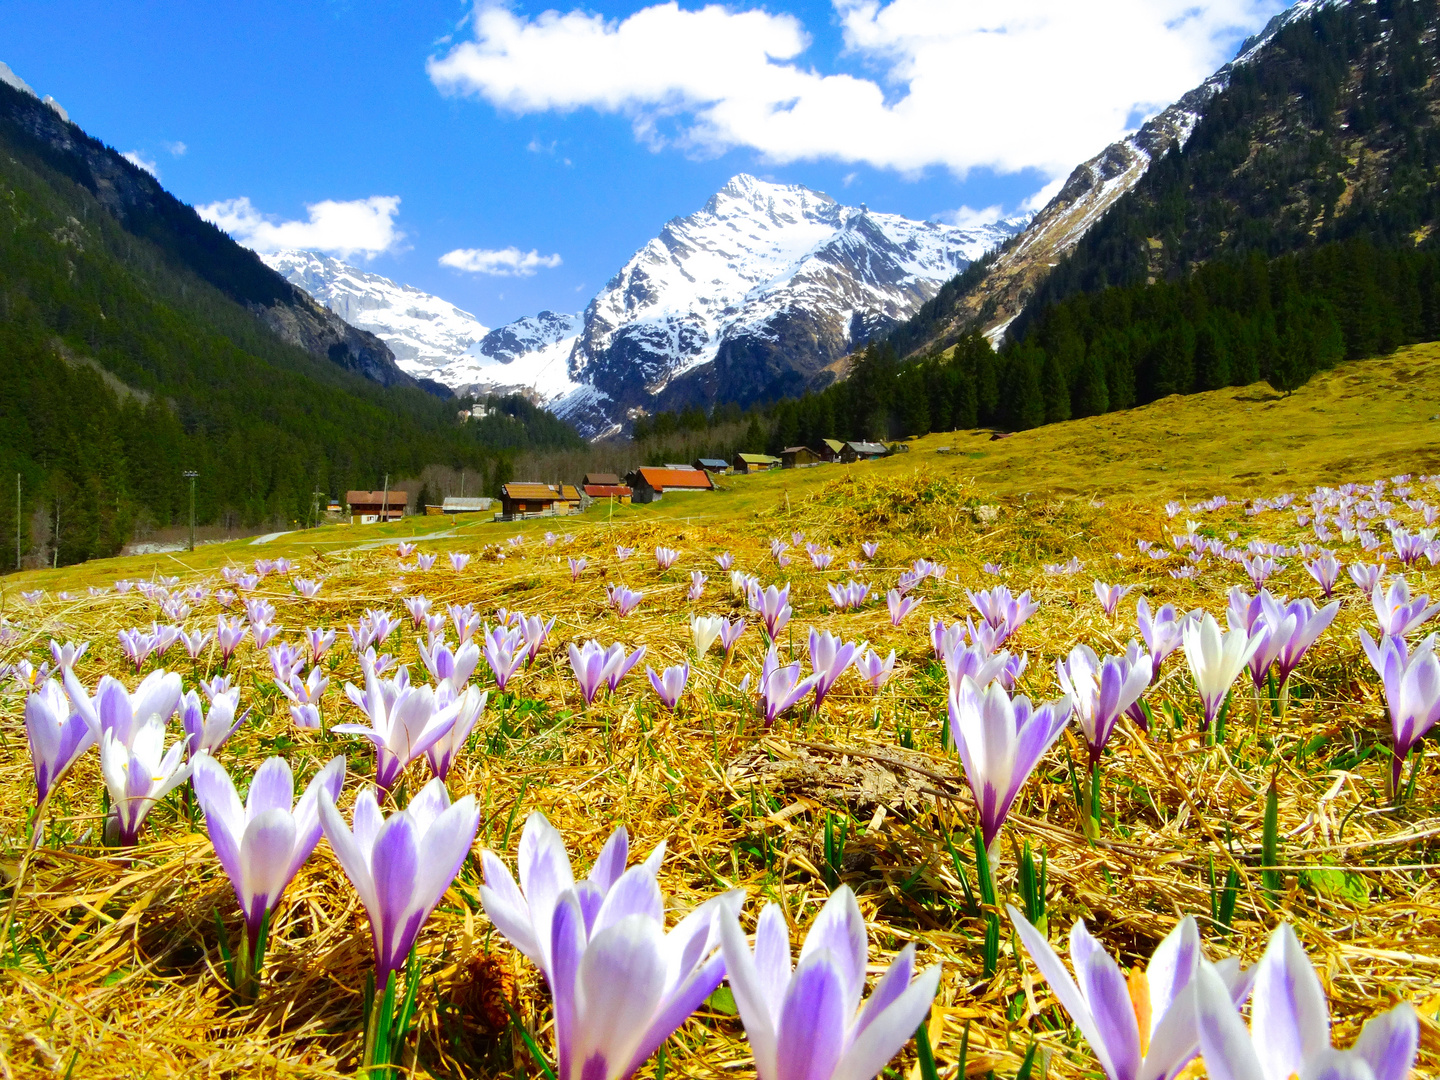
[3,354,1440,1079]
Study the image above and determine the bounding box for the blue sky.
[0,0,1286,331]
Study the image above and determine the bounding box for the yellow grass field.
[2,347,1440,1079]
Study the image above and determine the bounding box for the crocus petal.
[1350,1003,1419,1080]
[1251,924,1330,1080]
[1072,921,1143,1080]
[796,885,868,1019]
[572,914,669,1080]
[1193,963,1267,1080]
[830,964,942,1080]
[1008,907,1115,1080]
[479,850,542,964]
[592,864,664,936]
[722,912,780,1080]
[238,808,298,925]
[775,951,847,1080]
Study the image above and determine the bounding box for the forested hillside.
[0,83,577,566]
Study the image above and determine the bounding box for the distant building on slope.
[693,458,730,474]
[497,482,580,521]
[625,467,715,504]
[733,452,781,474]
[818,439,845,463]
[441,497,492,514]
[781,446,822,468]
[840,441,888,463]
[346,490,406,524]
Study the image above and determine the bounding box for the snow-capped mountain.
[262,250,490,376]
[438,311,584,401]
[547,174,1024,435]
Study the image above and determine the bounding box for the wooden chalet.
[346,490,406,524]
[692,458,730,474]
[818,439,845,462]
[441,497,492,515]
[732,452,781,474]
[839,441,888,463]
[625,467,714,504]
[497,482,580,521]
[780,446,822,469]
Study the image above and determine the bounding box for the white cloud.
[1021,176,1067,213]
[196,195,404,259]
[440,246,563,276]
[428,0,1282,180]
[164,140,188,157]
[123,151,159,177]
[934,204,1004,228]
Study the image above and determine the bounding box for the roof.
[633,467,714,490]
[663,463,700,472]
[847,441,888,455]
[584,484,632,497]
[782,446,816,455]
[735,453,781,464]
[346,490,405,506]
[501,482,560,500]
[694,458,729,468]
[442,497,490,510]
[822,439,845,452]
[558,484,582,501]
[584,472,621,486]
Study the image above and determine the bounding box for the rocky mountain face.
[887,0,1347,356]
[0,74,425,393]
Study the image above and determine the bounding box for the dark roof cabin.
[781,446,821,468]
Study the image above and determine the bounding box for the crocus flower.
[1182,614,1262,730]
[607,584,643,617]
[416,552,436,570]
[930,617,967,663]
[100,717,193,845]
[450,552,472,573]
[482,624,528,691]
[178,628,213,659]
[25,678,96,810]
[688,571,707,601]
[278,666,330,730]
[479,813,735,1080]
[855,648,896,692]
[65,668,183,748]
[731,570,760,597]
[647,663,690,710]
[1236,598,1293,693]
[118,628,158,673]
[1348,562,1385,594]
[1009,906,1255,1080]
[569,556,588,582]
[520,614,556,666]
[1136,599,1187,668]
[192,754,345,957]
[425,685,488,781]
[1305,552,1341,597]
[615,545,635,560]
[335,660,463,791]
[300,626,334,666]
[948,676,1071,859]
[417,635,481,690]
[569,640,614,706]
[887,589,922,626]
[1056,645,1152,763]
[1242,556,1276,589]
[450,603,482,644]
[810,549,834,570]
[808,629,859,709]
[1271,597,1339,688]
[715,551,734,570]
[293,577,323,599]
[604,644,646,692]
[319,778,480,991]
[719,617,746,657]
[1191,923,1417,1080]
[692,616,724,657]
[655,546,680,571]
[942,641,1010,694]
[403,595,432,627]
[397,541,417,558]
[1371,577,1439,638]
[48,640,89,671]
[1093,581,1133,618]
[181,688,248,757]
[750,584,793,640]
[268,641,306,683]
[720,887,940,1080]
[770,538,789,561]
[861,541,879,560]
[1360,630,1440,800]
[758,646,818,726]
[967,586,1040,643]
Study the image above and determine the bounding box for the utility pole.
[52,496,59,569]
[183,471,198,552]
[381,473,390,525]
[460,469,465,499]
[311,490,326,528]
[15,474,20,570]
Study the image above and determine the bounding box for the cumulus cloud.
[439,246,563,276]
[934,204,1004,228]
[428,0,1281,183]
[196,195,403,259]
[164,140,188,156]
[123,151,159,177]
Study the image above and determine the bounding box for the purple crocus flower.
[450,603,482,645]
[48,640,89,672]
[179,628,214,660]
[277,666,329,730]
[1182,614,1262,731]
[64,668,183,749]
[720,886,940,1080]
[569,556,588,582]
[293,577,323,599]
[1270,597,1339,688]
[749,584,793,640]
[1056,645,1152,763]
[181,688,248,757]
[758,646,817,725]
[118,628,158,673]
[887,589,922,626]
[928,617,963,662]
[827,580,870,611]
[1242,556,1277,589]
[1304,552,1342,598]
[301,626,335,665]
[855,648,896,692]
[403,595,432,628]
[719,617,746,657]
[334,660,463,791]
[1391,527,1428,566]
[1371,577,1439,638]
[450,552,472,573]
[416,552,437,570]
[479,813,736,1080]
[397,541,416,558]
[1350,561,1385,593]
[715,551,734,571]
[687,571,707,602]
[655,546,680,571]
[482,624,528,691]
[948,676,1071,860]
[861,541,880,560]
[520,615,556,667]
[1134,600,1183,669]
[24,679,96,810]
[244,599,276,626]
[808,629,859,709]
[1010,907,1255,1080]
[1092,581,1134,618]
[769,538,789,561]
[318,778,480,992]
[646,663,690,710]
[417,635,481,690]
[100,716,193,845]
[267,641,306,683]
[1360,630,1440,801]
[1191,923,1418,1080]
[810,549,834,570]
[942,641,1011,693]
[967,585,1039,643]
[607,584,644,617]
[193,754,345,964]
[254,623,283,650]
[604,643,647,692]
[425,685,488,781]
[569,640,614,706]
[615,545,635,561]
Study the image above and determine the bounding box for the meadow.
[2,348,1439,1079]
